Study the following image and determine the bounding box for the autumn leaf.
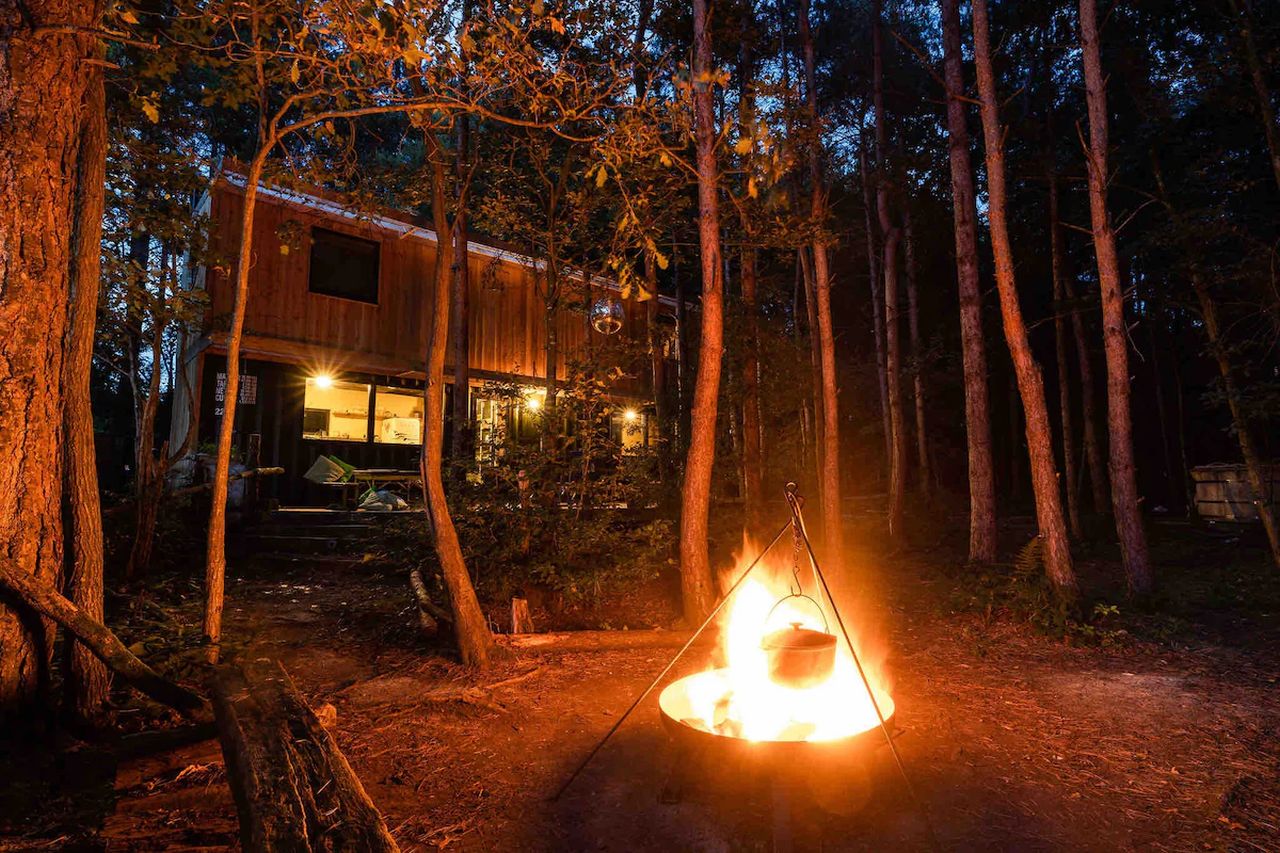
[290,60,300,84]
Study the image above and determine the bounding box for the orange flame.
[681,537,893,742]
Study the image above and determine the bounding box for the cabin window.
[610,408,646,454]
[302,376,370,441]
[308,227,380,304]
[374,386,423,445]
[474,397,507,464]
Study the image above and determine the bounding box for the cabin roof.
[216,166,678,310]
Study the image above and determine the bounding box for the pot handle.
[763,592,830,635]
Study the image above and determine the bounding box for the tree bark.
[940,0,998,563]
[737,42,765,533]
[213,659,398,852]
[679,0,723,623]
[973,0,1078,602]
[1049,176,1083,539]
[204,154,266,660]
[859,148,890,479]
[740,246,765,531]
[423,147,492,667]
[1227,0,1280,192]
[903,206,931,497]
[449,118,472,473]
[799,0,844,563]
[61,45,111,721]
[0,0,95,710]
[873,0,906,542]
[1078,0,1153,594]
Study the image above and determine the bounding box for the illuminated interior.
[302,377,370,441]
[374,386,422,444]
[612,408,647,453]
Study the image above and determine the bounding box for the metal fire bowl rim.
[657,670,894,758]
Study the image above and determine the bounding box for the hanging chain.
[787,482,805,596]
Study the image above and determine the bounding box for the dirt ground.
[6,516,1280,852]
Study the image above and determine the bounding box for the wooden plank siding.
[201,177,661,396]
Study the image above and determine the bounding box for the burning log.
[212,658,398,852]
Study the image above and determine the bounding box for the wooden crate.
[1191,463,1280,521]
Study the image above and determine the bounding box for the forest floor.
[2,512,1278,852]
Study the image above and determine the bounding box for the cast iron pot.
[760,622,837,689]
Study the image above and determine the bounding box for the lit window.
[303,377,369,441]
[610,408,646,453]
[374,386,423,444]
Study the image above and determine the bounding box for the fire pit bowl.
[658,669,894,761]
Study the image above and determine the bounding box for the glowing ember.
[677,550,893,743]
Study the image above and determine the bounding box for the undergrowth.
[950,537,1128,647]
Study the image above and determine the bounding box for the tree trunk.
[62,47,110,721]
[0,0,94,710]
[1049,176,1083,539]
[1152,160,1280,567]
[873,0,905,543]
[679,0,724,623]
[1227,0,1280,192]
[903,206,931,497]
[940,0,998,563]
[423,149,492,667]
[1078,0,1153,595]
[1190,277,1280,567]
[450,118,472,473]
[737,42,765,532]
[800,0,844,562]
[128,314,168,580]
[973,0,1078,602]
[204,153,266,660]
[799,247,825,500]
[740,246,765,531]
[860,146,890,485]
[1063,272,1109,513]
[645,256,672,487]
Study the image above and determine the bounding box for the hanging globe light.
[590,296,625,335]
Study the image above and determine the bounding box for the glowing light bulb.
[623,408,638,422]
[313,374,333,389]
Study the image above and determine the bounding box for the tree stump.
[212,658,398,852]
[510,597,535,634]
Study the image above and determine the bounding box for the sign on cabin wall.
[215,372,258,406]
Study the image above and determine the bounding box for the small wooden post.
[510,597,534,634]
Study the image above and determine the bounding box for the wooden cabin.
[171,167,676,505]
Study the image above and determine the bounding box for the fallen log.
[494,629,714,654]
[409,567,452,632]
[213,658,398,853]
[0,558,208,717]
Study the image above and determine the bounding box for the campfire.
[659,544,894,747]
